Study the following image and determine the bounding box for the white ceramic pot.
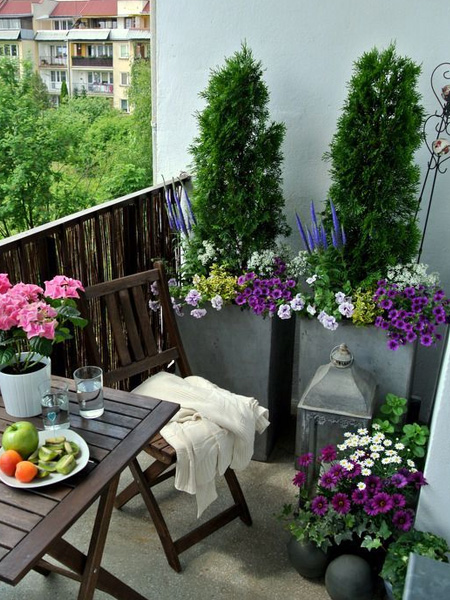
[0,353,51,418]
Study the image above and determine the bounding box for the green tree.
[185,43,289,275]
[60,80,68,103]
[127,57,152,185]
[325,44,424,286]
[0,59,58,235]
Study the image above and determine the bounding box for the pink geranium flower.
[44,275,84,299]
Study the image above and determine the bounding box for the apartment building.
[0,0,150,111]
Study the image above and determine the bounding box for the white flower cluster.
[286,251,310,279]
[198,240,218,266]
[247,249,279,275]
[386,262,440,290]
[337,427,416,476]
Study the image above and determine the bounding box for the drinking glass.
[73,366,104,419]
[40,380,70,430]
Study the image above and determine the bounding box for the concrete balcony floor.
[0,420,330,600]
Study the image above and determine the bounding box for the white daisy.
[383,439,393,447]
[395,443,405,450]
[357,428,368,435]
[372,423,381,431]
[357,482,367,490]
[363,459,374,467]
[361,468,372,476]
[371,452,380,460]
[407,459,416,468]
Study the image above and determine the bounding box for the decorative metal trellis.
[416,62,450,261]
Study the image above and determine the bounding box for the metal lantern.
[295,344,377,483]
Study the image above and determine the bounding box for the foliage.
[0,273,87,373]
[0,59,59,235]
[325,44,424,286]
[381,529,450,600]
[0,58,153,238]
[373,393,430,460]
[60,80,68,103]
[280,420,428,553]
[184,43,289,276]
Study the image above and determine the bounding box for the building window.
[88,71,113,85]
[125,17,136,28]
[54,19,73,30]
[119,44,129,59]
[87,44,113,58]
[0,44,18,57]
[120,72,130,86]
[51,71,67,83]
[121,99,129,113]
[0,19,21,29]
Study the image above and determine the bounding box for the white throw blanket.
[132,372,270,517]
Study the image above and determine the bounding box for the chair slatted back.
[81,262,191,387]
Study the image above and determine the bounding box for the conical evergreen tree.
[325,44,424,286]
[185,43,289,275]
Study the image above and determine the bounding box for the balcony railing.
[0,179,187,381]
[71,56,113,68]
[39,56,67,67]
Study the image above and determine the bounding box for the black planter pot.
[325,554,374,600]
[328,537,387,576]
[287,536,329,579]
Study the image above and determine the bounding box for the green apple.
[2,421,39,459]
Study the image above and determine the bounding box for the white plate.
[0,429,90,489]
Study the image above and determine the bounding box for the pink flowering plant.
[0,273,87,373]
[281,420,428,553]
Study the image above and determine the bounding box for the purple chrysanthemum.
[328,463,345,481]
[319,445,337,463]
[352,488,368,505]
[364,475,382,495]
[311,495,329,516]
[409,471,428,489]
[319,471,338,490]
[371,492,393,514]
[390,473,409,489]
[331,493,351,514]
[297,453,314,467]
[392,509,414,532]
[346,462,362,479]
[364,499,379,517]
[292,471,307,487]
[391,493,407,508]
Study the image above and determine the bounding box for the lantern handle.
[330,344,354,368]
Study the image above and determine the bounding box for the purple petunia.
[319,444,337,463]
[392,509,414,532]
[185,289,202,306]
[297,453,314,467]
[311,495,329,516]
[331,493,351,514]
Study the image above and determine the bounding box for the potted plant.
[161,44,295,461]
[0,273,87,417]
[280,392,430,597]
[381,529,450,600]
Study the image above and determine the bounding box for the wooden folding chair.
[81,262,252,572]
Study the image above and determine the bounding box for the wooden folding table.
[0,378,178,600]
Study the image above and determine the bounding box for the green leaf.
[29,336,53,356]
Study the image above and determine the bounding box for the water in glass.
[42,392,70,429]
[77,380,104,418]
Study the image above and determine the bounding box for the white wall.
[152,0,450,414]
[416,330,450,543]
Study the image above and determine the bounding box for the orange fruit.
[15,461,38,483]
[0,449,23,477]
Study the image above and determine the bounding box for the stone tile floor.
[0,419,386,599]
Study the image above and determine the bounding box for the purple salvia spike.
[296,213,311,253]
[165,189,177,230]
[173,184,188,235]
[182,184,197,225]
[331,229,338,249]
[307,229,315,252]
[329,199,341,246]
[341,225,347,246]
[320,224,328,249]
[311,222,320,247]
[310,201,318,229]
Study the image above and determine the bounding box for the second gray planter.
[176,305,296,461]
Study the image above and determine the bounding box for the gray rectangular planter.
[176,306,296,461]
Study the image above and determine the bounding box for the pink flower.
[44,275,84,299]
[10,283,43,302]
[0,273,11,294]
[17,301,58,340]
